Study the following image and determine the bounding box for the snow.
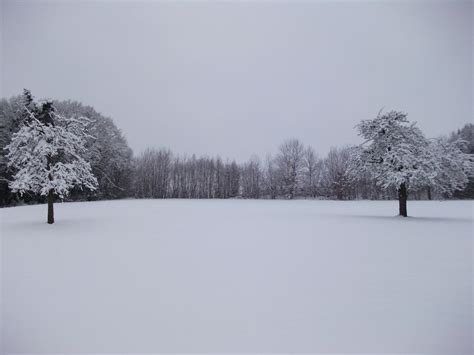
[353,111,473,195]
[1,199,473,353]
[5,109,97,199]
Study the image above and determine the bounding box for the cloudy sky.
[1,0,472,161]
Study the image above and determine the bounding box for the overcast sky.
[1,0,472,161]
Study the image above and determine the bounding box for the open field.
[1,199,473,353]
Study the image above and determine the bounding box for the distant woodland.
[1,91,473,207]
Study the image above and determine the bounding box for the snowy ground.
[1,199,473,354]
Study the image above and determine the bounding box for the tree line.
[132,143,380,201]
[1,90,473,210]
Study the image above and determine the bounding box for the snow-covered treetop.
[427,137,473,196]
[5,101,97,198]
[351,110,473,194]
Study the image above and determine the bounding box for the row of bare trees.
[132,139,395,200]
[134,150,241,199]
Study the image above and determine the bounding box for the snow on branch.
[5,104,98,199]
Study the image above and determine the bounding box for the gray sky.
[1,0,472,161]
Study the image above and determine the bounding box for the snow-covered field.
[1,199,472,354]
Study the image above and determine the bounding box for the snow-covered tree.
[351,110,472,216]
[448,123,474,198]
[53,100,133,200]
[427,138,473,196]
[5,99,97,224]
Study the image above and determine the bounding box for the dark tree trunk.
[47,189,54,224]
[46,154,54,224]
[398,182,407,217]
[427,187,432,200]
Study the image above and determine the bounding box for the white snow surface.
[1,199,473,354]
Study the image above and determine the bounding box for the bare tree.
[324,146,353,200]
[263,154,278,199]
[303,146,322,198]
[134,148,172,198]
[241,156,262,199]
[276,139,305,199]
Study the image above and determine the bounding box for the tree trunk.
[47,189,54,224]
[427,186,432,200]
[398,182,407,217]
